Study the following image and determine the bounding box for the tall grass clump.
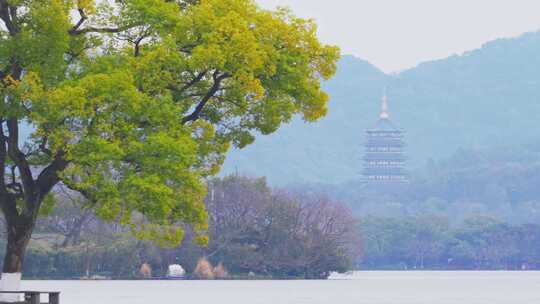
[194,257,215,279]
[139,263,152,278]
[213,262,229,279]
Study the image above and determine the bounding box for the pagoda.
[362,93,408,183]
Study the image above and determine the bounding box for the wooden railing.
[0,291,60,304]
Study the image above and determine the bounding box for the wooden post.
[49,292,60,304]
[24,292,40,304]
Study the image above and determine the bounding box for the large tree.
[0,0,339,277]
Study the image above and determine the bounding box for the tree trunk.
[1,215,33,302]
[3,218,33,274]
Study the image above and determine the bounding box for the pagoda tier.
[363,154,406,161]
[366,141,405,148]
[362,94,408,183]
[363,167,408,175]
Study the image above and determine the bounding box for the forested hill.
[222,31,540,185]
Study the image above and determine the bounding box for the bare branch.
[70,8,88,34]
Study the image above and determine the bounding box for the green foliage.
[0,0,338,248]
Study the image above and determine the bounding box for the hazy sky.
[257,0,540,73]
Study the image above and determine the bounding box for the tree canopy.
[0,0,339,272]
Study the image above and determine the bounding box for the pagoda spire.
[363,88,408,184]
[380,90,390,119]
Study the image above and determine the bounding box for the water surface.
[21,271,540,304]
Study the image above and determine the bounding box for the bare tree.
[36,186,96,247]
[203,176,361,278]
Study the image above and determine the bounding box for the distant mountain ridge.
[222,31,540,185]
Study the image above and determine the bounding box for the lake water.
[20,271,540,304]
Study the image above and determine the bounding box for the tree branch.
[133,34,148,57]
[70,8,88,34]
[181,72,229,124]
[6,118,34,197]
[69,24,137,36]
[168,70,208,95]
[61,179,96,207]
[69,26,122,35]
[36,151,69,198]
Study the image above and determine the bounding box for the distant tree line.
[360,215,540,270]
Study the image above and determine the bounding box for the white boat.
[166,264,186,279]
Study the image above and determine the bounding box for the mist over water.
[22,272,540,304]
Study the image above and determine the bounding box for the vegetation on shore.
[1,176,359,279]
